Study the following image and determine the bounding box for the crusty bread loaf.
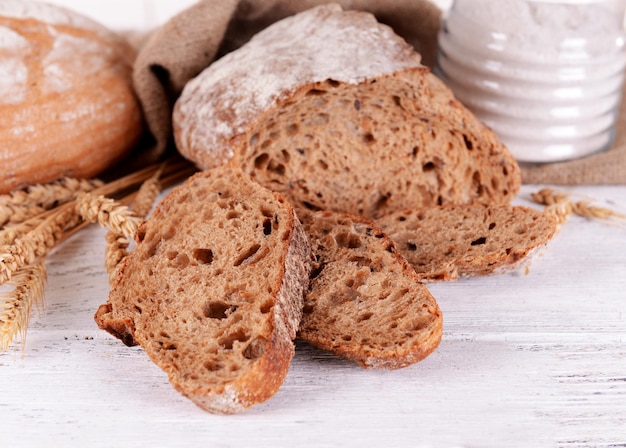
[377,205,558,281]
[0,0,143,194]
[298,209,442,369]
[173,4,521,219]
[95,167,312,414]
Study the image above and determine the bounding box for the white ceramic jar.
[436,0,626,163]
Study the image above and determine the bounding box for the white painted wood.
[2,2,624,446]
[2,184,626,448]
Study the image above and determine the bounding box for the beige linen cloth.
[132,0,626,185]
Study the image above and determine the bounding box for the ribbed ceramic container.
[436,0,626,163]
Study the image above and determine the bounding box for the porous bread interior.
[108,170,295,395]
[299,211,442,369]
[377,205,557,280]
[238,69,518,219]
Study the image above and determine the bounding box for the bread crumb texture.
[95,167,312,414]
[377,205,559,281]
[299,210,442,369]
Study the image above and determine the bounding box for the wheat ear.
[0,178,103,227]
[0,157,197,349]
[131,165,163,218]
[75,193,141,238]
[0,262,47,350]
[0,214,48,247]
[531,188,625,225]
[571,200,626,221]
[0,204,79,285]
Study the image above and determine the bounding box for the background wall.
[44,0,198,31]
[43,0,451,32]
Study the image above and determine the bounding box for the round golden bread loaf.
[0,0,144,194]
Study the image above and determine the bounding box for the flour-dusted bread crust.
[0,0,143,193]
[298,210,442,369]
[377,205,558,281]
[173,4,521,219]
[95,167,312,414]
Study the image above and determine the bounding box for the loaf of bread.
[377,205,558,281]
[298,210,442,369]
[0,0,143,194]
[95,167,312,414]
[173,4,521,219]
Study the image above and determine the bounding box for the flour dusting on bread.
[175,3,422,166]
[174,4,520,217]
[0,28,28,104]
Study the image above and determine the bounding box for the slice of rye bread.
[376,205,559,281]
[297,210,443,369]
[173,4,521,220]
[94,167,312,414]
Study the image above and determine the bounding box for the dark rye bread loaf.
[95,167,312,414]
[173,4,521,219]
[376,205,558,281]
[298,210,442,369]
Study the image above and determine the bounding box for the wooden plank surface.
[4,2,623,447]
[1,184,625,447]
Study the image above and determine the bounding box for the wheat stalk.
[0,205,46,228]
[0,262,47,350]
[0,160,195,286]
[0,177,103,227]
[104,232,131,281]
[90,156,193,199]
[131,165,164,218]
[104,165,165,282]
[0,215,46,247]
[530,189,569,207]
[530,189,572,225]
[571,200,626,221]
[0,156,197,350]
[75,193,141,238]
[531,188,626,225]
[0,204,79,285]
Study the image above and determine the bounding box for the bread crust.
[0,1,143,193]
[95,168,312,414]
[173,4,421,168]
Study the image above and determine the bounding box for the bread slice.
[297,210,442,369]
[173,4,521,219]
[376,205,558,281]
[94,167,312,414]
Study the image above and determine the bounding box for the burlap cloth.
[131,0,626,185]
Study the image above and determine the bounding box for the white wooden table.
[1,184,625,448]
